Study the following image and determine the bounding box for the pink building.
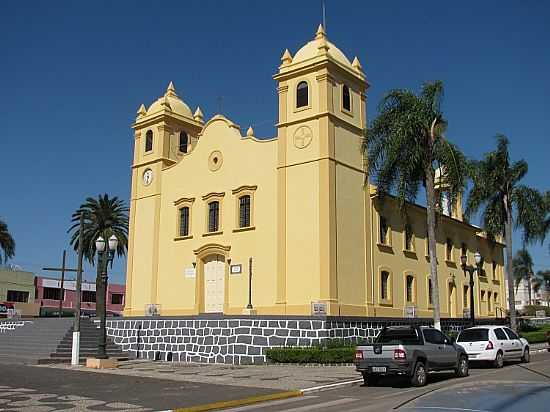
[35,276,125,316]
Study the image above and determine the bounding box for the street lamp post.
[95,235,118,359]
[461,251,483,327]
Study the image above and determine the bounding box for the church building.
[124,25,506,321]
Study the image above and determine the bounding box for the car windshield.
[376,328,422,345]
[457,329,489,342]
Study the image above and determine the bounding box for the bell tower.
[273,25,370,315]
[125,82,203,316]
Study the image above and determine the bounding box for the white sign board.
[230,264,242,274]
[536,310,546,318]
[404,306,417,318]
[42,279,95,291]
[184,268,196,278]
[311,302,327,315]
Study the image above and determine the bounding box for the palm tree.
[465,135,546,331]
[0,218,16,264]
[364,81,468,330]
[68,194,129,263]
[68,194,129,318]
[512,249,534,306]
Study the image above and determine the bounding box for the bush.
[266,346,356,364]
[521,305,550,317]
[519,324,550,344]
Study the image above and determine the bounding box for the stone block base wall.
[106,316,506,365]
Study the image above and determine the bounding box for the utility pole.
[72,214,85,366]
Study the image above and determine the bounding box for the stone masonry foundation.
[106,316,506,365]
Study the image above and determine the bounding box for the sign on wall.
[404,306,417,318]
[311,302,327,315]
[184,268,196,278]
[230,264,242,275]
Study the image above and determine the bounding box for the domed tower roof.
[292,24,352,67]
[146,81,193,118]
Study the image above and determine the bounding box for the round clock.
[143,169,153,186]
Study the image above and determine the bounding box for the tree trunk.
[527,272,532,306]
[504,195,517,331]
[425,166,441,330]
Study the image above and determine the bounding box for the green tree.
[512,249,534,306]
[465,135,546,330]
[364,81,468,330]
[0,218,16,264]
[68,194,129,318]
[533,270,550,305]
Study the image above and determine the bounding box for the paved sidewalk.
[41,360,359,391]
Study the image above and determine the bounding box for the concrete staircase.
[0,318,129,364]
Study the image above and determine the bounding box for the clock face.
[143,169,153,186]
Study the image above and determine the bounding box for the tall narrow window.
[239,195,251,228]
[428,278,433,305]
[404,224,413,251]
[492,262,497,281]
[145,130,153,152]
[446,238,453,261]
[342,84,351,111]
[488,291,492,312]
[463,286,469,308]
[381,271,390,300]
[208,201,220,232]
[379,216,389,245]
[406,275,414,302]
[179,131,188,153]
[461,243,467,262]
[179,207,190,237]
[296,81,308,108]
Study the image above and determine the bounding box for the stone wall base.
[106,316,506,365]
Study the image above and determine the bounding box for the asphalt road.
[0,362,277,411]
[226,352,550,412]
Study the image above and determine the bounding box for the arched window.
[342,84,351,111]
[208,201,220,232]
[239,195,251,228]
[445,238,453,261]
[381,271,390,300]
[179,206,190,237]
[179,131,188,153]
[145,130,153,152]
[406,275,414,302]
[296,81,308,108]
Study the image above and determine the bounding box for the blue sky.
[1,0,549,284]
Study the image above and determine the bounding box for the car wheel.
[411,361,427,387]
[455,355,469,377]
[521,347,530,363]
[493,351,504,368]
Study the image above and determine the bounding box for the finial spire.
[246,126,254,137]
[166,81,176,97]
[194,106,204,123]
[137,103,147,117]
[352,56,363,72]
[280,49,293,66]
[315,23,326,40]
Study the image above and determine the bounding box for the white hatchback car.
[455,325,530,368]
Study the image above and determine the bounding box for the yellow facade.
[124,26,505,319]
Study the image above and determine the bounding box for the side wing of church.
[124,26,506,321]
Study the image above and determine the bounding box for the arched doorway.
[203,254,225,313]
[448,282,457,318]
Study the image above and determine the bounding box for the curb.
[301,378,364,394]
[171,390,303,412]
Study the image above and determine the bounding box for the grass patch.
[519,324,550,344]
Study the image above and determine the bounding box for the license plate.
[372,366,387,373]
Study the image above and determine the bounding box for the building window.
[461,243,467,261]
[111,293,123,305]
[43,287,61,300]
[492,262,497,281]
[379,216,389,245]
[145,130,153,152]
[463,285,469,308]
[342,84,351,112]
[7,290,29,303]
[488,291,492,312]
[208,201,220,232]
[406,275,414,303]
[239,195,251,228]
[445,238,453,261]
[82,291,96,303]
[428,278,433,305]
[179,206,190,237]
[296,81,308,108]
[404,224,414,251]
[179,131,188,153]
[381,271,390,300]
